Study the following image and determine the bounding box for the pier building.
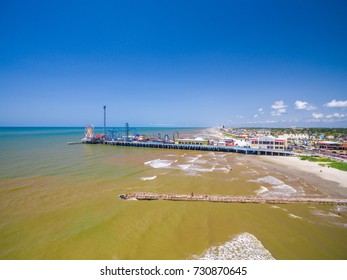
[174,137,209,146]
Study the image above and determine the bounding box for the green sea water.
[0,127,346,260]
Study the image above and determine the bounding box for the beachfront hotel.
[250,136,288,150]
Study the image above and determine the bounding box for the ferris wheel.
[84,124,95,139]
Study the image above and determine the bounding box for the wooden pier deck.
[67,139,293,156]
[119,192,347,205]
[67,141,83,145]
[105,141,293,156]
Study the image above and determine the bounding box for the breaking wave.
[288,214,303,220]
[212,167,231,173]
[139,176,157,181]
[178,164,191,170]
[145,156,232,174]
[186,157,198,163]
[189,165,214,173]
[144,159,174,168]
[192,232,274,260]
[250,176,297,197]
[311,210,341,218]
[254,176,285,186]
[255,186,269,195]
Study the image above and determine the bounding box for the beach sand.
[201,127,347,198]
[254,156,347,198]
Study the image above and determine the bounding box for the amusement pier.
[103,140,292,156]
[68,106,346,158]
[119,192,347,205]
[68,120,293,156]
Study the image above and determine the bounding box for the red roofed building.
[317,141,345,150]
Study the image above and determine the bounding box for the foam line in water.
[311,210,341,218]
[288,214,303,220]
[144,159,174,168]
[251,176,297,197]
[178,164,192,170]
[253,176,285,186]
[189,165,214,173]
[139,176,157,181]
[255,186,269,195]
[213,167,230,173]
[186,157,198,163]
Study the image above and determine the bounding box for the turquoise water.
[0,127,200,178]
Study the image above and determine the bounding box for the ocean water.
[0,127,346,260]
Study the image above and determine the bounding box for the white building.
[251,136,288,150]
[278,133,309,140]
[234,139,251,148]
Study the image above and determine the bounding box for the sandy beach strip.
[195,127,347,198]
[255,155,347,198]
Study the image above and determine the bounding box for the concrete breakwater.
[119,192,347,205]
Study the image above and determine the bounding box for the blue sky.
[0,0,347,127]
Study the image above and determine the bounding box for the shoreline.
[202,127,347,199]
[254,155,347,198]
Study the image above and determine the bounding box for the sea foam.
[255,186,269,195]
[144,159,174,168]
[193,232,274,260]
[212,167,230,173]
[288,214,303,220]
[178,164,192,170]
[188,165,214,173]
[139,176,157,181]
[251,176,297,197]
[311,210,341,218]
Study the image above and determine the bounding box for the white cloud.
[295,100,315,110]
[271,100,287,116]
[324,100,347,108]
[312,113,324,119]
[271,100,287,110]
[271,110,286,116]
[265,120,278,123]
[254,107,264,118]
[326,113,346,119]
[309,112,347,123]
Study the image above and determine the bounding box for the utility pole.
[103,105,106,135]
[125,122,129,141]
